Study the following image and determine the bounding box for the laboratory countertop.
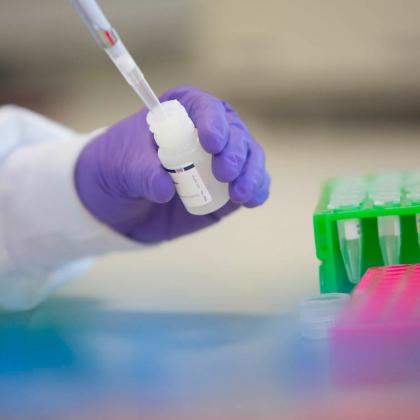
[1,298,420,419]
[55,122,420,315]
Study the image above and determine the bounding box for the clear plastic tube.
[337,219,362,284]
[378,215,401,265]
[299,293,350,339]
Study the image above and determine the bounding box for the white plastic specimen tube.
[147,101,229,215]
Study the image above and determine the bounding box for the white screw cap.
[146,100,196,150]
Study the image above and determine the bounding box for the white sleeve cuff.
[0,131,140,272]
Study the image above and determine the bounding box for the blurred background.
[2,0,420,314]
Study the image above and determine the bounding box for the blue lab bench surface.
[0,298,419,419]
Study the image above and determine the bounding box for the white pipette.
[69,0,163,113]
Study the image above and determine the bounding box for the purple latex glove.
[74,86,270,243]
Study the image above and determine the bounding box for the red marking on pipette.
[104,30,116,46]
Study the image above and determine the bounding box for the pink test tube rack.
[331,264,420,384]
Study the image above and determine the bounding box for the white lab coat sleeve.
[0,105,140,311]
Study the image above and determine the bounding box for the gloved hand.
[74,86,270,243]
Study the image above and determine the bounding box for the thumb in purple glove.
[75,86,270,243]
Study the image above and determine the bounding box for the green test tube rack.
[313,172,420,293]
